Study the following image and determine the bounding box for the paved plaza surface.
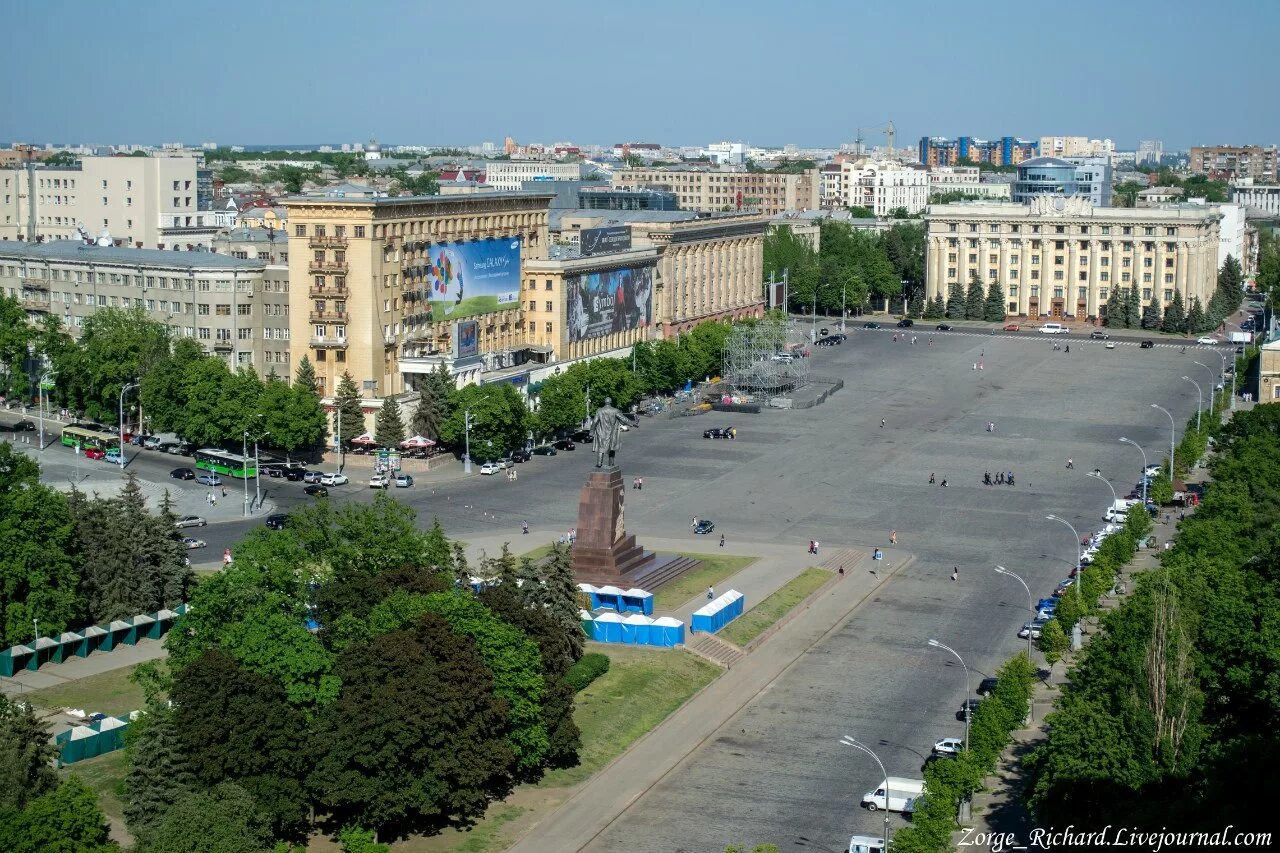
[5,328,1206,851]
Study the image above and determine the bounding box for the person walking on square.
[719,534,725,548]
[880,417,886,428]
[707,586,715,600]
[890,529,897,545]
[951,566,959,582]
[929,472,936,484]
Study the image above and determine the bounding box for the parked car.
[1054,578,1076,596]
[815,335,840,346]
[1140,340,1155,348]
[932,737,964,758]
[703,426,735,439]
[303,471,323,484]
[956,698,983,721]
[173,515,207,529]
[862,321,881,329]
[103,449,121,463]
[11,419,35,431]
[83,447,106,460]
[320,472,348,486]
[394,473,414,488]
[285,468,306,481]
[553,439,576,451]
[303,484,329,497]
[164,442,194,455]
[976,677,999,696]
[169,467,195,480]
[531,444,558,456]
[264,514,289,530]
[509,448,531,463]
[479,462,502,475]
[1039,323,1068,334]
[694,519,715,534]
[195,473,221,486]
[1196,336,1218,345]
[1018,620,1048,640]
[1003,323,1020,332]
[771,352,795,362]
[369,473,390,489]
[265,466,283,478]
[142,435,165,449]
[896,318,914,328]
[182,537,206,549]
[1089,330,1109,340]
[935,323,952,331]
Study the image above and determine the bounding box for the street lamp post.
[1182,377,1202,432]
[1046,515,1083,604]
[1192,360,1216,417]
[463,408,473,475]
[1151,403,1176,484]
[241,431,250,518]
[1215,351,1234,410]
[118,382,139,470]
[927,638,970,751]
[245,429,269,511]
[839,735,890,850]
[1119,437,1149,506]
[36,371,52,451]
[1086,470,1118,507]
[994,565,1035,660]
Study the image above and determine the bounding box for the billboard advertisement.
[420,237,521,319]
[567,265,653,343]
[455,319,479,359]
[580,226,632,257]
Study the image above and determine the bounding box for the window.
[947,268,956,279]
[545,322,553,333]
[1010,284,1019,295]
[1164,274,1174,283]
[1055,255,1064,265]
[948,223,957,232]
[545,301,553,312]
[198,328,210,340]
[1164,289,1173,301]
[1122,272,1131,282]
[545,280,553,290]
[335,350,345,363]
[1165,257,1174,268]
[238,328,252,340]
[968,239,978,248]
[197,304,210,316]
[968,253,977,263]
[1144,227,1155,236]
[1100,257,1109,267]
[1054,225,1065,234]
[1123,226,1132,235]
[1009,268,1019,278]
[1166,227,1176,236]
[988,269,997,279]
[295,225,306,236]
[1143,258,1153,268]
[334,225,345,237]
[1100,271,1109,281]
[315,350,326,362]
[1054,271,1064,280]
[1053,287,1064,298]
[989,224,1000,233]
[969,224,978,232]
[1143,288,1152,300]
[1079,271,1087,281]
[315,225,326,237]
[1031,254,1040,265]
[1079,255,1088,265]
[1031,270,1040,280]
[1100,288,1109,300]
[529,300,536,311]
[988,254,997,264]
[1143,272,1152,283]
[314,325,325,338]
[948,253,957,263]
[1165,242,1176,251]
[354,226,365,238]
[1079,226,1089,234]
[1055,241,1065,250]
[215,304,230,316]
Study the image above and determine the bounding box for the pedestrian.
[978,361,984,370]
[719,534,725,548]
[633,477,638,490]
[707,586,715,600]
[223,548,232,566]
[911,336,917,345]
[929,472,936,484]
[838,566,845,577]
[638,477,644,490]
[890,529,897,545]
[928,337,934,346]
[973,362,978,371]
[211,493,217,506]
[221,485,227,497]
[940,478,948,487]
[522,520,529,535]
[1065,344,1070,353]
[813,540,820,555]
[950,566,959,582]
[1066,458,1074,469]
[880,418,886,429]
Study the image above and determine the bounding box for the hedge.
[566,653,611,692]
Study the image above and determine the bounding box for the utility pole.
[118,382,138,469]
[242,432,250,518]
[463,409,473,474]
[585,385,591,425]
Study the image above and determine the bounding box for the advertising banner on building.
[567,265,653,342]
[580,226,632,257]
[455,319,479,359]
[420,237,521,319]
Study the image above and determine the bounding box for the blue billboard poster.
[423,237,521,319]
[567,265,654,342]
[455,319,479,359]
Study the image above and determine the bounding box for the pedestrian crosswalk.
[847,326,1214,350]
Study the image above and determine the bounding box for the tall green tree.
[136,782,273,853]
[0,775,117,853]
[124,704,196,839]
[945,280,965,319]
[264,165,313,194]
[410,365,453,440]
[1103,287,1123,327]
[964,271,985,320]
[923,294,945,320]
[333,371,365,446]
[294,355,318,394]
[0,294,40,399]
[50,307,170,424]
[983,280,1006,322]
[1125,286,1142,329]
[260,372,327,457]
[881,222,926,303]
[1218,255,1243,307]
[139,337,206,436]
[763,225,819,312]
[438,383,529,459]
[374,396,406,448]
[1141,298,1162,330]
[1186,296,1207,334]
[0,694,58,810]
[1162,289,1186,333]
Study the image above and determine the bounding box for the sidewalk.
[509,552,910,853]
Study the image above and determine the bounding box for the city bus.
[61,425,120,452]
[193,448,258,479]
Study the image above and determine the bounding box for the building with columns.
[925,197,1222,322]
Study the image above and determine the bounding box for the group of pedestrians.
[982,470,1015,486]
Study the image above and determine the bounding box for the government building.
[925,197,1223,321]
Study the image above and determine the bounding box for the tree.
[260,372,327,457]
[845,205,875,218]
[410,364,453,441]
[1219,255,1244,306]
[0,294,42,399]
[907,293,924,318]
[0,775,117,853]
[264,165,313,194]
[49,308,170,424]
[374,395,406,448]
[333,371,365,446]
[1162,290,1186,333]
[923,295,945,320]
[881,222,925,302]
[136,782,273,853]
[945,280,965,319]
[124,704,196,839]
[763,225,818,313]
[1125,286,1142,330]
[1113,181,1144,208]
[438,383,529,460]
[1141,298,1163,330]
[535,358,641,438]
[983,280,1006,322]
[964,272,985,320]
[139,337,206,436]
[294,355,318,394]
[389,166,440,196]
[1103,287,1123,327]
[1186,296,1207,335]
[537,544,586,665]
[0,694,58,810]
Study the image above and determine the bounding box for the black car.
[510,448,531,463]
[956,698,983,720]
[264,467,283,478]
[703,426,735,439]
[935,323,952,331]
[303,484,329,497]
[862,321,880,329]
[532,445,558,456]
[169,467,195,480]
[553,438,576,451]
[284,468,306,481]
[694,519,715,534]
[264,514,289,530]
[896,318,914,328]
[976,677,999,696]
[1140,340,1155,349]
[570,429,593,443]
[815,336,838,346]
[1089,330,1109,340]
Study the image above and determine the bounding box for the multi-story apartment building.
[820,164,844,208]
[484,160,586,191]
[925,197,1222,322]
[0,155,216,249]
[918,136,1039,168]
[1190,145,1278,183]
[928,166,1012,200]
[282,190,553,400]
[839,160,929,216]
[1039,136,1116,162]
[1136,140,1164,167]
[1231,178,1280,217]
[1012,157,1113,207]
[611,165,820,216]
[0,239,291,370]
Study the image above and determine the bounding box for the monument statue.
[588,397,639,468]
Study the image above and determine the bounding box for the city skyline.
[5,0,1278,152]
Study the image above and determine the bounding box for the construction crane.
[854,121,896,157]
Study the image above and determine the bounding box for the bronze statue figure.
[588,397,639,468]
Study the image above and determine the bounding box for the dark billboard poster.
[567,265,653,342]
[579,226,632,256]
[455,319,479,359]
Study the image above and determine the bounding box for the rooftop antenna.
[96,228,113,247]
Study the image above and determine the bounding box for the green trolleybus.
[61,425,120,452]
[194,448,257,479]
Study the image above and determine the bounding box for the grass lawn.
[720,567,832,647]
[27,664,147,716]
[653,552,756,611]
[519,542,555,562]
[62,749,129,827]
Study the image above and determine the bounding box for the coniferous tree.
[908,293,924,318]
[0,694,59,810]
[1162,289,1186,333]
[1125,286,1142,329]
[1186,296,1207,334]
[374,396,406,448]
[984,281,1007,322]
[410,364,453,441]
[1103,287,1123,327]
[333,371,364,447]
[945,280,965,319]
[965,272,985,320]
[1218,255,1243,305]
[540,543,585,664]
[124,704,196,841]
[1141,299,1162,330]
[923,295,945,320]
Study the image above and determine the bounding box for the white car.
[1196,336,1218,345]
[479,462,502,475]
[182,537,206,549]
[368,473,390,489]
[320,472,348,486]
[1018,619,1048,639]
[771,352,795,362]
[932,737,963,757]
[1038,323,1068,334]
[1143,465,1161,478]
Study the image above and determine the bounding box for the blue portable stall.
[577,583,597,611]
[622,614,653,644]
[594,585,625,613]
[174,602,191,616]
[0,644,33,677]
[595,611,624,643]
[650,617,685,647]
[691,589,745,634]
[132,613,157,641]
[619,588,654,616]
[80,625,108,655]
[33,636,62,667]
[59,631,89,659]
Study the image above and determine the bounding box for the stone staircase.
[685,631,745,668]
[640,555,703,590]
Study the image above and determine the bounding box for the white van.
[848,835,885,853]
[1039,323,1068,334]
[861,776,925,812]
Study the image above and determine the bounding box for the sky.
[4,0,1278,152]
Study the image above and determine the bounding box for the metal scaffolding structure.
[721,318,811,399]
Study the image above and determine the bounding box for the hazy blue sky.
[4,0,1276,151]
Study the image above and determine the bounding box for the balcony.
[212,340,233,352]
[308,260,349,274]
[21,277,49,291]
[308,283,347,298]
[310,336,347,349]
[309,310,347,323]
[383,332,398,347]
[21,296,51,312]
[309,235,348,249]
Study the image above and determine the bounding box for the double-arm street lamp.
[118,382,139,470]
[927,638,970,751]
[994,565,1034,659]
[839,735,890,850]
[463,408,474,474]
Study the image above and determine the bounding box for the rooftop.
[284,189,555,207]
[0,240,266,270]
[1017,156,1075,168]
